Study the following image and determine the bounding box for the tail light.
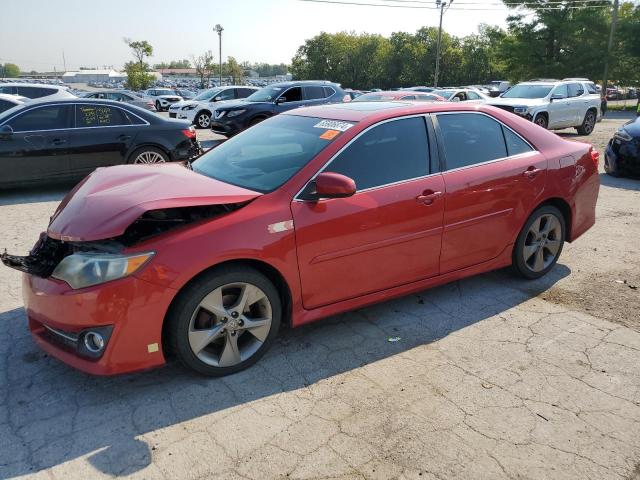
[181,127,196,139]
[589,147,599,168]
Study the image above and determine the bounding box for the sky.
[0,0,512,72]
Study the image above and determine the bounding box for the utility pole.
[214,24,224,86]
[602,0,619,94]
[434,0,451,87]
[62,51,67,72]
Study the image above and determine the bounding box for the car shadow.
[1,264,570,477]
[0,183,74,207]
[599,172,640,190]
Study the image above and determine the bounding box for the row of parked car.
[0,76,638,190]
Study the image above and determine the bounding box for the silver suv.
[489,79,601,135]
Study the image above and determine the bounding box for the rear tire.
[155,101,162,112]
[576,110,596,135]
[249,117,265,127]
[533,113,548,129]
[129,146,169,164]
[513,205,565,280]
[166,266,281,377]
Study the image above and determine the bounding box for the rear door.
[434,112,546,273]
[292,116,445,309]
[0,104,73,184]
[67,103,143,175]
[303,86,331,106]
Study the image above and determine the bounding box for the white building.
[62,69,127,84]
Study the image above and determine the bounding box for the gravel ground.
[0,114,639,480]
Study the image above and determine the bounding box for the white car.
[489,80,601,134]
[0,94,28,113]
[143,88,183,112]
[437,88,491,103]
[0,83,76,101]
[168,86,258,128]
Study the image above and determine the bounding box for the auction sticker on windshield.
[314,120,354,132]
[319,129,341,140]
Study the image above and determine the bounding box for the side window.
[17,87,56,99]
[568,83,584,98]
[323,87,336,98]
[586,82,598,94]
[466,91,480,100]
[552,84,568,98]
[400,95,416,100]
[10,105,73,132]
[326,117,429,191]
[215,89,235,101]
[0,86,18,95]
[502,127,533,157]
[76,105,131,128]
[304,86,326,100]
[437,113,507,170]
[279,87,302,103]
[0,99,14,113]
[238,88,255,98]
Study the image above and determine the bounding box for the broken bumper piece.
[2,234,70,277]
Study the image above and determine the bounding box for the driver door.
[548,84,571,128]
[274,87,305,113]
[291,116,444,309]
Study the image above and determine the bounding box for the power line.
[299,0,611,10]
[377,0,609,4]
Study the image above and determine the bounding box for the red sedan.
[353,90,446,102]
[2,101,600,376]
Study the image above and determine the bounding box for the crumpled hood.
[48,163,262,242]
[488,97,546,108]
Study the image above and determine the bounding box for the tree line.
[290,2,640,89]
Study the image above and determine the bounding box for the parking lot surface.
[1,115,639,480]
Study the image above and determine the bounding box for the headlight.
[614,129,632,142]
[226,109,246,118]
[182,104,197,111]
[214,110,226,119]
[52,252,154,289]
[513,106,528,114]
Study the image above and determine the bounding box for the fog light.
[84,331,105,353]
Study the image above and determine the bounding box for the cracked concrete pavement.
[1,115,639,480]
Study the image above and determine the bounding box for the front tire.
[576,110,596,135]
[155,101,162,112]
[604,153,622,177]
[166,266,281,376]
[194,111,211,129]
[513,205,565,280]
[533,113,548,130]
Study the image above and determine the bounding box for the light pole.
[214,24,223,86]
[434,0,451,88]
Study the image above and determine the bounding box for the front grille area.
[493,105,515,113]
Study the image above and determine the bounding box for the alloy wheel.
[188,282,273,367]
[522,213,562,272]
[584,112,595,134]
[534,116,547,129]
[197,113,211,128]
[134,151,166,164]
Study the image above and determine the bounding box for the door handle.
[51,138,67,146]
[118,134,132,141]
[523,166,541,178]
[416,190,442,205]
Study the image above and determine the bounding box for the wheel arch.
[126,143,171,163]
[161,258,293,356]
[530,197,573,241]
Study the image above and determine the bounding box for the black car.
[0,99,201,188]
[605,116,640,177]
[210,81,347,137]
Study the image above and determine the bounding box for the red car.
[353,90,446,102]
[2,101,600,376]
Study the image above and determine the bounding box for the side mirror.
[276,96,287,104]
[214,96,222,101]
[313,172,356,199]
[550,93,564,101]
[0,125,13,140]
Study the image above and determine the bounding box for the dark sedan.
[210,81,347,137]
[0,99,201,188]
[605,116,640,177]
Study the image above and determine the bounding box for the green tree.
[226,57,244,84]
[2,63,20,78]
[124,39,153,68]
[192,51,215,88]
[123,38,154,90]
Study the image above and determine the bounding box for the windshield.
[155,89,174,95]
[436,90,455,100]
[193,115,352,192]
[502,84,553,99]
[193,88,222,101]
[245,86,285,102]
[353,93,398,102]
